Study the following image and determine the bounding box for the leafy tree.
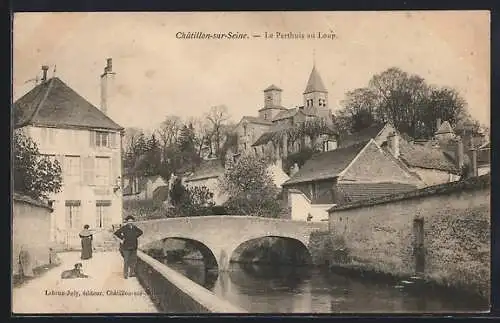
[336,67,478,139]
[13,131,63,200]
[168,177,215,216]
[219,153,281,218]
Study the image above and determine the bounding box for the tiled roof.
[185,159,225,182]
[258,105,288,112]
[13,77,123,130]
[252,123,294,146]
[336,182,418,205]
[264,84,282,92]
[398,139,459,174]
[283,140,368,186]
[252,131,277,146]
[479,141,490,150]
[153,185,169,202]
[273,108,298,121]
[338,123,386,148]
[304,65,327,94]
[435,121,455,135]
[241,116,273,126]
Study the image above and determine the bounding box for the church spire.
[303,64,327,94]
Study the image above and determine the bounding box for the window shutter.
[82,156,95,185]
[111,152,120,187]
[89,131,96,147]
[111,133,117,149]
[64,205,70,229]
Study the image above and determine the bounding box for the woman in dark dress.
[79,225,93,260]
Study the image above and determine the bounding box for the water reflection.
[163,259,489,313]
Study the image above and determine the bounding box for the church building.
[232,64,338,169]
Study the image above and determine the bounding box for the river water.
[162,259,488,313]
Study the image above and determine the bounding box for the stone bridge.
[134,216,328,271]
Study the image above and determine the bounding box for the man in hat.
[113,216,143,279]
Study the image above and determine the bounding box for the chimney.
[41,65,49,82]
[456,137,464,171]
[289,163,299,177]
[106,58,113,72]
[471,148,478,177]
[388,132,400,158]
[436,118,442,131]
[100,58,116,116]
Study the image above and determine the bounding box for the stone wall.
[12,193,53,275]
[328,175,490,299]
[136,251,246,313]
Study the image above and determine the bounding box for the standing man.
[113,216,143,279]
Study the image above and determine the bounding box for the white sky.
[13,11,490,129]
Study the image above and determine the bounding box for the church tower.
[258,84,287,121]
[303,65,330,119]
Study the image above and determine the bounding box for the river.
[161,258,488,313]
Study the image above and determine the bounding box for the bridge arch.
[144,237,219,270]
[136,216,328,272]
[230,236,313,266]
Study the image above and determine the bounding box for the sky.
[13,11,490,130]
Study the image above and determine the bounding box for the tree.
[219,153,281,217]
[157,115,182,151]
[168,177,215,216]
[13,131,63,200]
[206,105,230,157]
[336,67,474,139]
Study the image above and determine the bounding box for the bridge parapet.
[135,215,328,271]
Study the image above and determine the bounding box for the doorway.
[413,218,425,274]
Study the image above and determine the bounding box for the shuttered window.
[96,200,112,228]
[65,200,82,229]
[95,157,111,186]
[89,131,96,147]
[82,156,95,185]
[64,155,81,185]
[111,152,121,186]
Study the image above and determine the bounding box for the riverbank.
[326,264,489,308]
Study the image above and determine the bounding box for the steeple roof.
[303,65,327,94]
[435,120,455,135]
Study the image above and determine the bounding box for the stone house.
[184,154,290,207]
[184,159,228,206]
[13,60,124,248]
[282,139,423,222]
[123,173,168,201]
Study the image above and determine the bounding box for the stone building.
[231,64,338,168]
[13,59,124,248]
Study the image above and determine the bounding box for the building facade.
[232,64,337,166]
[14,60,124,248]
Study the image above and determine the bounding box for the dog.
[61,263,89,279]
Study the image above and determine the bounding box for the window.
[95,131,110,147]
[243,125,247,136]
[95,157,111,186]
[96,200,112,228]
[64,155,81,184]
[243,143,247,150]
[254,147,258,154]
[65,200,82,229]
